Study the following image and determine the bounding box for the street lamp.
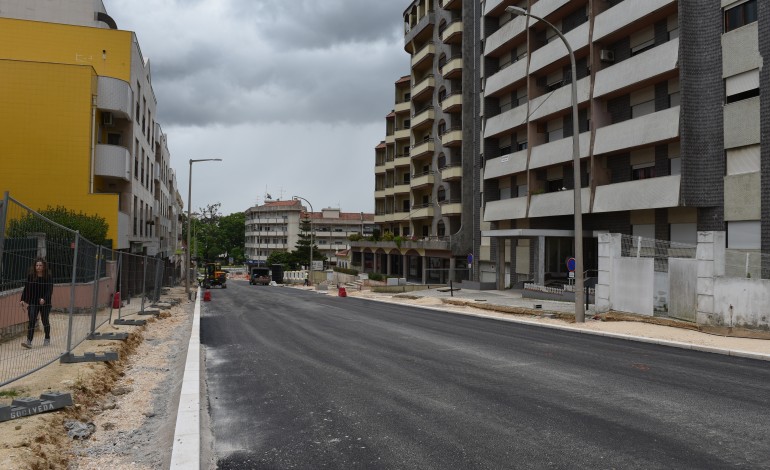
[292,196,314,285]
[506,6,585,322]
[186,158,222,298]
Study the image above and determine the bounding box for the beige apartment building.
[245,200,375,268]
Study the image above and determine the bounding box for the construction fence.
[0,194,181,387]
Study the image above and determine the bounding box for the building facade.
[0,0,184,259]
[358,0,481,284]
[245,200,375,268]
[479,0,766,288]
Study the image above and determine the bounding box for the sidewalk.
[341,285,770,361]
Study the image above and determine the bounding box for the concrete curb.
[170,289,201,469]
[351,294,770,362]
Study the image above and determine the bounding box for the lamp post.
[293,196,314,285]
[506,6,584,322]
[186,158,222,298]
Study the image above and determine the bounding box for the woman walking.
[19,258,54,348]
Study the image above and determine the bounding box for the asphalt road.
[202,280,770,469]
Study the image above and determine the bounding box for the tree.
[217,212,246,263]
[7,205,109,245]
[266,251,300,271]
[293,215,325,268]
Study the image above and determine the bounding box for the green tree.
[293,216,325,268]
[217,212,246,263]
[266,251,300,270]
[7,205,109,245]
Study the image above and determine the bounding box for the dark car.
[250,267,271,285]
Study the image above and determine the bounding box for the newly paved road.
[202,281,770,469]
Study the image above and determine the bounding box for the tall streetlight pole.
[506,6,584,322]
[293,196,314,285]
[186,158,222,298]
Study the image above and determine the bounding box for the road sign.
[566,257,576,272]
[467,253,473,265]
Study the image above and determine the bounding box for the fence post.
[89,245,102,335]
[155,259,164,301]
[65,232,80,354]
[117,252,124,320]
[0,192,9,278]
[140,256,148,313]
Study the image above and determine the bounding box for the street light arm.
[185,158,222,298]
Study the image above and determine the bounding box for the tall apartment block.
[0,0,184,259]
[479,0,767,288]
[361,0,481,284]
[245,200,375,267]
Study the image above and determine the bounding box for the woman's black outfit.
[20,274,54,343]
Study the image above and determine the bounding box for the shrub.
[368,272,385,281]
[333,267,359,276]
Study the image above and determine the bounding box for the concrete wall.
[611,257,654,316]
[669,258,698,321]
[711,277,770,330]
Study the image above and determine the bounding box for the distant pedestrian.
[304,275,309,287]
[19,258,54,348]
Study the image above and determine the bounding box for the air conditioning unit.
[600,49,615,63]
[102,112,113,126]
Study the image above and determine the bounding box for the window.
[632,163,655,180]
[517,141,528,151]
[725,69,760,104]
[724,0,757,32]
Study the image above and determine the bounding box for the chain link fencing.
[0,194,179,387]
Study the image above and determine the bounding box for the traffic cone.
[338,287,347,297]
[203,290,211,301]
[112,292,121,309]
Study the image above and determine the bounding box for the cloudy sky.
[107,0,409,216]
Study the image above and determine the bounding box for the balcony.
[529,77,590,121]
[594,106,680,156]
[594,38,679,99]
[484,15,527,57]
[528,187,591,218]
[411,106,435,130]
[529,131,591,170]
[394,183,411,195]
[440,92,463,113]
[484,102,528,138]
[394,154,411,167]
[441,20,463,44]
[411,75,435,101]
[594,0,676,43]
[441,128,462,147]
[404,12,435,48]
[441,164,463,181]
[411,204,435,220]
[395,128,411,141]
[395,100,410,114]
[439,200,462,216]
[351,238,450,251]
[375,161,386,174]
[593,175,681,213]
[411,171,435,189]
[441,56,463,79]
[484,149,527,180]
[96,76,132,118]
[411,138,435,159]
[441,0,461,10]
[411,42,436,71]
[529,22,589,75]
[94,144,130,181]
[374,214,391,224]
[484,196,528,222]
[486,60,528,99]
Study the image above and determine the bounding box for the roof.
[385,112,395,119]
[396,76,410,85]
[301,211,375,221]
[264,200,301,207]
[375,142,387,149]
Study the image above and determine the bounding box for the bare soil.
[0,287,192,470]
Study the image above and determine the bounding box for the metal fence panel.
[0,194,179,387]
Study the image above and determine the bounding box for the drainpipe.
[90,96,97,193]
